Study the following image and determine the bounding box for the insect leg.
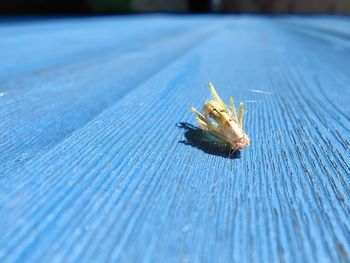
[191,107,213,132]
[208,83,226,107]
[191,107,206,122]
[191,106,229,144]
[238,102,244,128]
[229,96,238,122]
[195,117,209,130]
[191,106,221,133]
[203,115,231,143]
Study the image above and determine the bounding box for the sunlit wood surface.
[0,15,349,262]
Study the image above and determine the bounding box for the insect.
[191,83,250,151]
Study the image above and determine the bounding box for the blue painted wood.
[0,15,224,176]
[0,15,349,263]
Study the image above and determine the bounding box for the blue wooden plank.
[0,16,214,82]
[0,15,349,263]
[281,16,350,38]
[0,16,225,177]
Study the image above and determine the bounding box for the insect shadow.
[177,122,241,159]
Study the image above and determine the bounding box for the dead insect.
[191,83,250,151]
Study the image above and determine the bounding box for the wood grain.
[0,15,349,263]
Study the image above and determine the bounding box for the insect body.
[191,83,250,151]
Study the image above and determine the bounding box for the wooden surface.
[0,15,349,263]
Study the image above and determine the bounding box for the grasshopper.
[191,83,250,151]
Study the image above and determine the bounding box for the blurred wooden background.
[133,0,350,13]
[218,0,350,13]
[1,0,350,14]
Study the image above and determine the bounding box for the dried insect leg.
[229,96,238,122]
[209,83,237,122]
[190,107,229,143]
[238,102,245,128]
[190,107,206,126]
[208,83,226,108]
